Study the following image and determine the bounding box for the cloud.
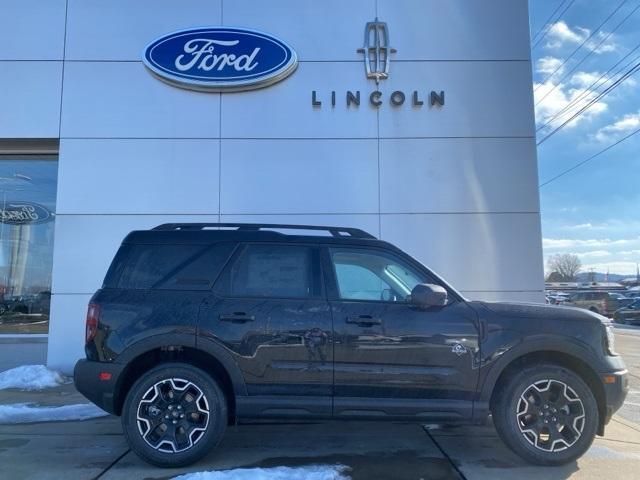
[564,223,594,230]
[542,237,637,249]
[580,261,640,275]
[587,31,618,54]
[544,21,616,53]
[545,21,589,49]
[575,250,612,258]
[593,110,640,142]
[533,65,637,130]
[534,78,608,128]
[536,56,565,76]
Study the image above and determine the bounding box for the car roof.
[122,223,402,251]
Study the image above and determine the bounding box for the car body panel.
[75,224,628,428]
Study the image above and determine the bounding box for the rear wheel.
[122,363,227,467]
[492,363,598,465]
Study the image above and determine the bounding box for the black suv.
[74,224,628,467]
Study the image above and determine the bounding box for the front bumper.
[600,368,629,430]
[74,359,125,415]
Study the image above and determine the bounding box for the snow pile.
[0,403,109,424]
[0,365,68,391]
[172,465,351,480]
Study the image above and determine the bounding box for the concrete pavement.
[1,382,640,480]
[1,327,639,479]
[613,324,640,424]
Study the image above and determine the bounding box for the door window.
[330,248,428,302]
[215,244,315,298]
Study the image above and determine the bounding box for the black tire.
[121,363,227,467]
[492,363,598,466]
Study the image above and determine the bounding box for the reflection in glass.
[0,157,57,334]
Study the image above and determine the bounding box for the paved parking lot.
[1,327,639,480]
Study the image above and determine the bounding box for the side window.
[116,243,236,290]
[330,248,429,302]
[215,244,315,298]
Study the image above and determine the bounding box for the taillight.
[85,303,101,344]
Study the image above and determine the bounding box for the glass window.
[331,248,429,302]
[116,243,235,290]
[216,244,313,298]
[0,156,57,334]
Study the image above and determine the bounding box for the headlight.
[604,325,617,356]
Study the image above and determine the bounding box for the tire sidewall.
[494,364,599,466]
[122,363,227,468]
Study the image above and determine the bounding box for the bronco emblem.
[451,343,468,356]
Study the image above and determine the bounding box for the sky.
[529,0,640,277]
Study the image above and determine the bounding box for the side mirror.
[410,283,448,309]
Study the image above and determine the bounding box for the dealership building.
[0,0,543,372]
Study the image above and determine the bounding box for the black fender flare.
[115,332,247,398]
[475,334,604,418]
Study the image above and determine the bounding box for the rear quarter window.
[115,243,236,290]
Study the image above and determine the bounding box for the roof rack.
[151,223,377,239]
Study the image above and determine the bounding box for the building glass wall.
[0,156,57,334]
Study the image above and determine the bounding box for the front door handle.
[346,315,382,327]
[219,312,255,323]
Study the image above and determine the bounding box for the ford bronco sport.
[74,223,628,467]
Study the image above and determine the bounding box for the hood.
[472,301,610,325]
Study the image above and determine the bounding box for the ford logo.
[143,27,298,92]
[0,202,53,225]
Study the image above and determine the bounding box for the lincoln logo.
[143,27,298,92]
[357,20,397,83]
[311,19,445,109]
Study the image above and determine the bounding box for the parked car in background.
[613,299,640,325]
[566,291,634,316]
[546,292,571,305]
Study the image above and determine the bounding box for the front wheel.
[122,363,227,467]
[492,363,598,466]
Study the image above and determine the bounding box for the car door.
[324,245,480,420]
[199,242,333,417]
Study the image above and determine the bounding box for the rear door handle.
[346,315,382,327]
[219,312,255,323]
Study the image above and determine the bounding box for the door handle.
[346,315,382,326]
[219,312,255,323]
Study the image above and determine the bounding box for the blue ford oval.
[143,27,298,92]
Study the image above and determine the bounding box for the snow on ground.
[0,365,69,391]
[172,465,351,480]
[0,403,108,424]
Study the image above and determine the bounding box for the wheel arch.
[113,336,246,425]
[479,340,607,435]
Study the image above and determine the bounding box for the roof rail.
[151,223,377,239]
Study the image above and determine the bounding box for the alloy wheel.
[136,378,210,453]
[516,379,585,452]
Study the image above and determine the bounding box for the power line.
[536,41,640,132]
[534,0,629,91]
[537,58,640,145]
[531,0,568,44]
[535,1,640,106]
[532,0,577,51]
[539,125,640,188]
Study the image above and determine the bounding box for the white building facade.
[0,0,544,372]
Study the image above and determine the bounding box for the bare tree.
[546,254,581,281]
